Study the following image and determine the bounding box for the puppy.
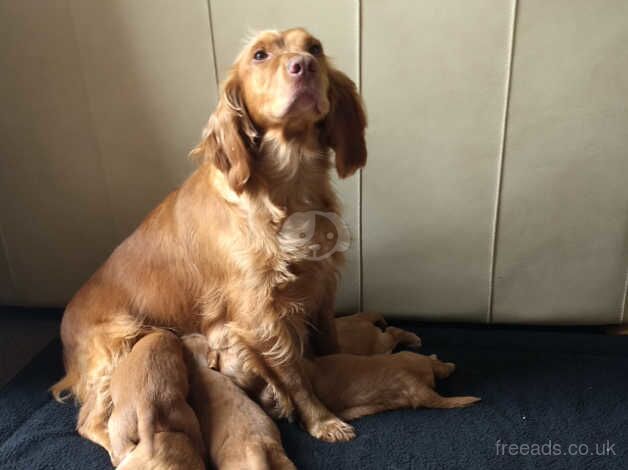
[108,330,204,466]
[304,352,480,421]
[116,432,205,470]
[183,334,296,470]
[335,312,422,355]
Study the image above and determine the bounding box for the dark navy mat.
[1,321,627,470]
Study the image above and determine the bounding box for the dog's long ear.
[190,70,257,193]
[322,68,367,178]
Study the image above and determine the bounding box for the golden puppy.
[303,352,480,421]
[335,312,422,355]
[108,330,204,466]
[183,335,296,470]
[116,432,205,470]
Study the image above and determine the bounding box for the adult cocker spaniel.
[53,27,367,455]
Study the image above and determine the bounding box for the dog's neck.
[255,128,334,213]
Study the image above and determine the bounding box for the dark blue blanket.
[1,322,627,469]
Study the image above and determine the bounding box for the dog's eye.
[253,50,268,61]
[308,44,322,56]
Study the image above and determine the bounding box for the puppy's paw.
[431,358,456,379]
[308,417,356,443]
[388,327,422,349]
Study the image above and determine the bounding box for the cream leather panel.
[210,0,361,313]
[0,0,216,305]
[0,231,13,303]
[0,0,117,305]
[68,0,217,238]
[492,0,628,324]
[361,0,513,320]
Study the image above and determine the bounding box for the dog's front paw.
[307,417,356,442]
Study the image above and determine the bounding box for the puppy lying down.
[303,352,480,421]
[336,312,422,355]
[116,432,204,470]
[108,330,204,466]
[183,334,296,470]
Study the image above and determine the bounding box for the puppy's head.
[181,334,218,369]
[191,28,367,192]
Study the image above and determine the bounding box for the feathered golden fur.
[52,27,367,455]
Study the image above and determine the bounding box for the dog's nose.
[287,56,317,77]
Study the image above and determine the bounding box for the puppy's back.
[112,329,188,401]
[109,330,202,464]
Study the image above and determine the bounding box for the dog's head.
[192,28,367,192]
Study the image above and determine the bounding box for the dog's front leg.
[236,315,355,443]
[273,356,355,442]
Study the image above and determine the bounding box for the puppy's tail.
[137,405,156,458]
[424,391,481,409]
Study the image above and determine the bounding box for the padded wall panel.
[362,0,513,320]
[492,0,628,324]
[210,0,361,312]
[0,228,14,303]
[0,0,117,305]
[69,0,217,238]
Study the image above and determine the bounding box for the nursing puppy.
[183,335,296,470]
[108,330,204,466]
[116,432,205,470]
[336,312,422,355]
[303,352,480,421]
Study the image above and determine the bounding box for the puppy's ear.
[190,70,258,193]
[322,68,367,178]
